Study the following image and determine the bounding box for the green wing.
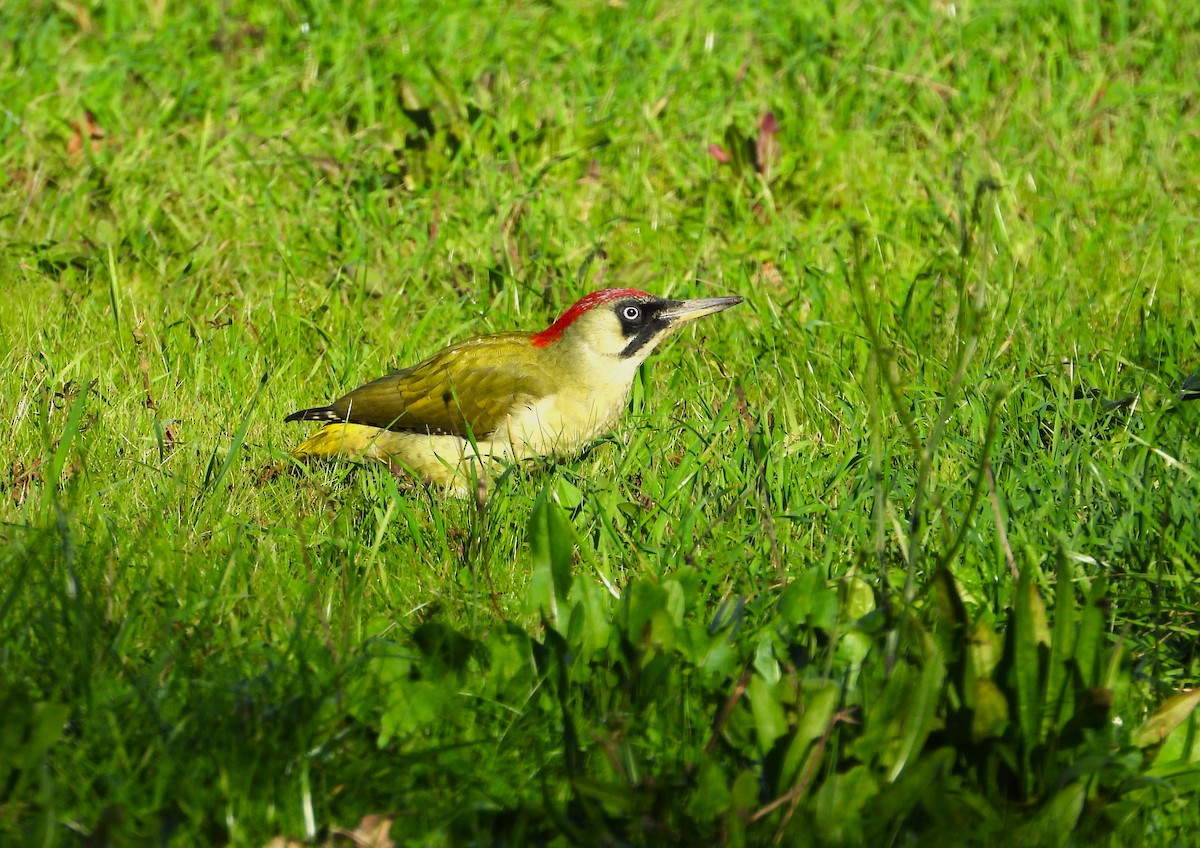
[329,333,550,437]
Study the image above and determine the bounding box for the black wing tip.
[284,407,342,424]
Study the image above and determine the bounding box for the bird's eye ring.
[622,306,641,321]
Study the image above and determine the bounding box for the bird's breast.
[496,376,633,459]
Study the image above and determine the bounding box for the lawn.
[2,0,1199,844]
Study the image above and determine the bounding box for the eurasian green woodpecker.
[285,288,743,495]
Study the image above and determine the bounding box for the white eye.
[622,306,641,321]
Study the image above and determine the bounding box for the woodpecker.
[285,288,743,495]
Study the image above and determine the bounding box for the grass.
[2,0,1199,844]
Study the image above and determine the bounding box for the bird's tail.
[284,406,341,423]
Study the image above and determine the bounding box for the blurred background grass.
[1,0,1198,844]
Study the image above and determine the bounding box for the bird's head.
[530,288,744,367]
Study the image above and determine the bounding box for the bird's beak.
[658,296,745,326]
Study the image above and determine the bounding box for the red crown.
[530,288,652,348]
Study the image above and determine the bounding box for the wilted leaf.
[1149,704,1200,770]
[755,111,780,178]
[331,814,395,847]
[754,259,785,292]
[1132,688,1200,748]
[208,21,266,53]
[266,814,395,848]
[68,109,105,159]
[7,458,43,504]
